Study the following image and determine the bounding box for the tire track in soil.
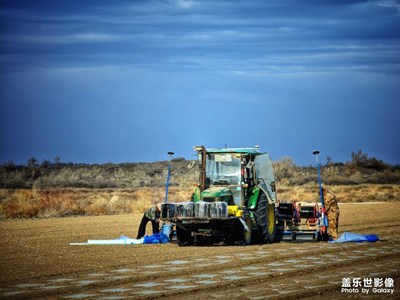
[176,254,400,300]
[2,233,399,300]
[342,221,400,232]
[137,242,400,300]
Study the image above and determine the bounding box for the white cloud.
[175,0,196,9]
[377,0,400,13]
[3,33,127,45]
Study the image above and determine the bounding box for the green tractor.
[174,145,277,246]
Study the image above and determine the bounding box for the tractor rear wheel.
[256,193,276,243]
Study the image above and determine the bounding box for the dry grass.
[277,184,400,203]
[0,186,194,219]
[0,184,398,219]
[0,159,200,189]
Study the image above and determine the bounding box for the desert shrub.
[27,157,38,169]
[131,189,153,213]
[3,161,16,172]
[1,189,40,218]
[273,157,295,181]
[172,157,186,162]
[350,150,388,171]
[84,195,109,215]
[371,170,400,184]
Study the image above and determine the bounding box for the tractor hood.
[201,186,232,202]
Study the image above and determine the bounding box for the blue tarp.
[84,233,170,245]
[86,235,144,245]
[329,231,379,243]
[143,233,170,244]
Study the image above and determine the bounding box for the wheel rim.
[244,216,252,244]
[267,204,275,235]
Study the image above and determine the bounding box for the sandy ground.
[0,202,399,299]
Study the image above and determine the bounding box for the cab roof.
[196,146,262,155]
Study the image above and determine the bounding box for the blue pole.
[315,153,324,207]
[313,151,328,230]
[164,152,174,203]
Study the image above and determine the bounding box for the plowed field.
[1,202,399,299]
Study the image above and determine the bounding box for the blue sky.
[1,0,400,166]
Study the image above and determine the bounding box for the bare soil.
[1,202,400,299]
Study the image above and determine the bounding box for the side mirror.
[246,161,254,169]
[270,182,276,193]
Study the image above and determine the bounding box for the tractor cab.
[202,152,241,205]
[193,146,277,209]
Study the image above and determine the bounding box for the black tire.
[317,231,329,242]
[243,214,253,245]
[195,235,212,246]
[225,215,252,246]
[255,193,276,243]
[176,226,193,247]
[274,219,284,242]
[234,214,253,246]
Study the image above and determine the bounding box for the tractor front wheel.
[227,215,253,246]
[242,214,253,245]
[234,214,253,245]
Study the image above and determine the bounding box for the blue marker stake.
[164,152,174,203]
[313,151,329,231]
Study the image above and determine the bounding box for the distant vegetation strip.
[0,150,398,219]
[1,150,399,189]
[0,184,398,219]
[0,150,400,188]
